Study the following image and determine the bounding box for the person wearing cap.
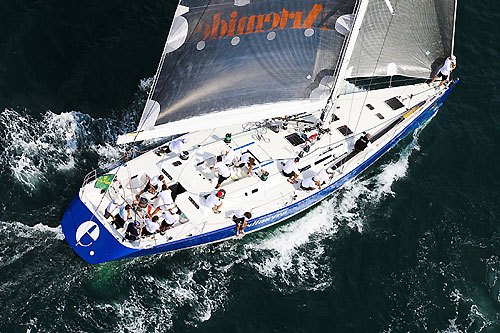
[315,168,334,187]
[160,210,180,230]
[124,220,142,241]
[136,174,166,198]
[206,190,224,214]
[112,204,132,229]
[431,55,456,87]
[282,157,301,183]
[231,209,252,237]
[211,155,231,189]
[300,176,320,191]
[235,151,256,175]
[142,216,161,237]
[135,196,155,219]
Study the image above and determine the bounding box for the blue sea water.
[0,1,499,332]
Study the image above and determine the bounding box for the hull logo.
[75,221,100,247]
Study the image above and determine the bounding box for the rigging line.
[451,0,458,56]
[131,0,214,143]
[352,0,400,136]
[89,0,215,217]
[340,31,365,174]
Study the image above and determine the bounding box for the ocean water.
[1,1,499,332]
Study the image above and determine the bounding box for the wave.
[242,137,420,293]
[0,78,152,193]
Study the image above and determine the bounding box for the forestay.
[345,0,456,80]
[118,0,357,144]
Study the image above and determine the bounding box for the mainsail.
[344,0,456,80]
[118,0,357,144]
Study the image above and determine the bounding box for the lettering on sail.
[194,4,328,41]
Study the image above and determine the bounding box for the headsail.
[118,0,357,144]
[345,0,457,80]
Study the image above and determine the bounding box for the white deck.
[80,83,445,250]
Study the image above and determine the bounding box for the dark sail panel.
[346,0,456,79]
[149,0,356,127]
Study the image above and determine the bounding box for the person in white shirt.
[142,216,161,236]
[235,151,256,174]
[231,209,252,237]
[211,156,231,189]
[300,176,320,191]
[156,138,189,159]
[315,168,334,188]
[152,184,175,211]
[431,55,456,87]
[160,210,180,230]
[222,149,237,166]
[104,199,119,220]
[136,174,166,198]
[206,190,225,214]
[282,157,301,183]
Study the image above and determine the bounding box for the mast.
[451,0,458,56]
[321,0,370,130]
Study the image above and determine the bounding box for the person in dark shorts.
[431,55,456,87]
[231,209,252,237]
[354,132,371,152]
[211,156,231,189]
[282,157,301,183]
[125,221,142,241]
[142,216,161,237]
[112,204,131,229]
[136,175,166,198]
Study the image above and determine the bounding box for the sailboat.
[61,0,458,264]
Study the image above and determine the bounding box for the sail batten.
[345,0,457,80]
[119,0,358,144]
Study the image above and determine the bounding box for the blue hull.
[61,81,458,264]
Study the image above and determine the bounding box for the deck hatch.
[385,97,405,110]
[169,183,186,200]
[375,113,385,119]
[337,125,353,136]
[285,133,305,146]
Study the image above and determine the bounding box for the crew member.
[136,174,166,198]
[142,216,161,237]
[300,176,320,191]
[431,55,456,87]
[160,210,180,230]
[112,204,132,229]
[354,132,371,152]
[315,168,334,188]
[282,157,301,183]
[211,156,231,189]
[152,184,175,212]
[231,209,252,237]
[206,190,225,214]
[235,151,256,175]
[156,138,189,159]
[222,149,237,166]
[125,220,142,241]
